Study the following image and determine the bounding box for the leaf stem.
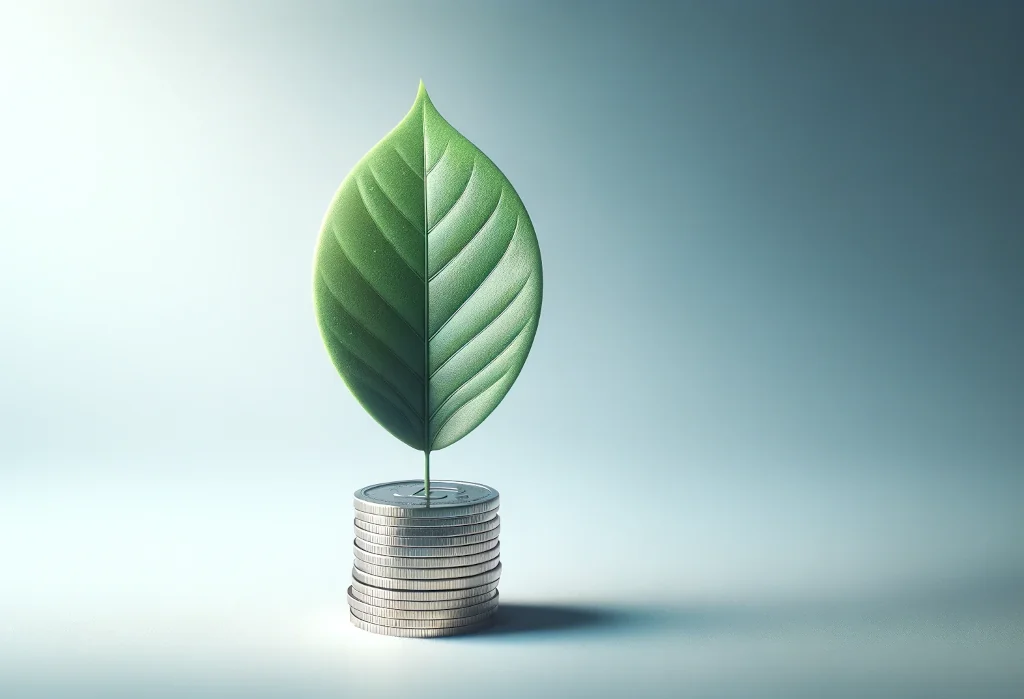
[424,449,431,500]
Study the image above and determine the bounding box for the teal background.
[1,1,1021,697]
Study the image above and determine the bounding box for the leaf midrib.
[422,99,430,453]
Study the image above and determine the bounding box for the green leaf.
[313,82,543,453]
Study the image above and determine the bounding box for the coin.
[353,480,499,518]
[346,587,499,620]
[352,563,501,591]
[354,522,500,548]
[353,537,499,558]
[350,605,496,630]
[352,542,500,569]
[350,575,499,602]
[354,515,500,537]
[354,510,498,528]
[348,479,502,638]
[349,611,494,637]
[353,556,500,580]
[348,585,497,610]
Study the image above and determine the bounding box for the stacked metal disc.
[348,480,501,637]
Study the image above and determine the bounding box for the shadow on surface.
[431,568,1024,643]
[437,603,670,640]
[484,603,627,635]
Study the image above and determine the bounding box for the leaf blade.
[314,83,542,453]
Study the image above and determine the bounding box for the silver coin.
[352,563,501,591]
[349,611,494,637]
[350,571,500,601]
[355,510,498,528]
[346,587,499,620]
[354,537,499,558]
[354,515,500,538]
[353,542,500,569]
[353,555,499,580]
[354,480,499,518]
[348,585,497,610]
[354,521,500,548]
[350,605,496,629]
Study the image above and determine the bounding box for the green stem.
[424,449,431,500]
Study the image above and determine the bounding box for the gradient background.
[2,1,1022,697]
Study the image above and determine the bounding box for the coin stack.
[348,480,501,637]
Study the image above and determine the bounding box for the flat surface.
[3,584,1023,698]
[2,470,1022,699]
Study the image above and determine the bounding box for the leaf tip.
[416,79,432,107]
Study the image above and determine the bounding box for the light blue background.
[2,1,1022,697]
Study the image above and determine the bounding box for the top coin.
[354,480,499,518]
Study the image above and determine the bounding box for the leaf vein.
[428,188,504,283]
[429,312,535,423]
[326,226,424,339]
[355,175,424,283]
[323,319,424,421]
[428,158,475,234]
[430,270,532,379]
[391,145,422,179]
[428,214,520,342]
[364,163,424,236]
[317,269,425,381]
[431,366,514,448]
[426,139,450,178]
